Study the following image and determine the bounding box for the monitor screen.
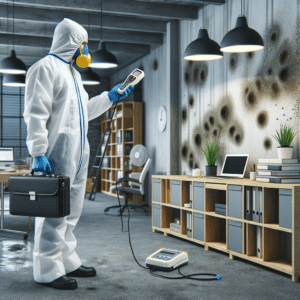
[222,156,248,175]
[0,148,14,162]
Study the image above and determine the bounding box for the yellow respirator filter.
[76,47,91,68]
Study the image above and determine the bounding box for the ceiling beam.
[0,19,163,45]
[3,0,198,20]
[0,4,167,33]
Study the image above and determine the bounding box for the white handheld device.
[117,68,145,94]
[146,248,188,272]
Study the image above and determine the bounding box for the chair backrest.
[139,158,152,195]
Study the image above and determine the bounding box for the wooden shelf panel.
[205,242,227,252]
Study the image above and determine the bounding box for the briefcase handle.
[31,168,52,176]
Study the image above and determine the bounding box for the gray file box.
[228,220,242,254]
[193,213,204,241]
[153,204,161,228]
[153,178,161,202]
[228,185,242,219]
[187,212,192,238]
[193,182,204,211]
[171,180,181,206]
[279,189,292,229]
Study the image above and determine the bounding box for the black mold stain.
[190,153,194,160]
[257,111,268,128]
[209,116,214,125]
[247,92,256,106]
[182,107,187,122]
[189,159,194,169]
[200,70,205,81]
[229,53,238,71]
[193,68,199,82]
[271,32,277,42]
[235,134,241,143]
[268,68,273,75]
[271,82,280,96]
[189,95,194,107]
[268,24,281,44]
[229,126,236,136]
[248,52,254,59]
[153,59,158,70]
[213,129,217,136]
[184,72,190,84]
[245,88,249,94]
[195,134,201,147]
[279,67,289,82]
[182,145,188,159]
[264,138,272,150]
[279,50,288,64]
[204,122,210,131]
[255,79,262,91]
[220,105,230,121]
[194,163,199,169]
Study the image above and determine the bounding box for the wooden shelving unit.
[100,102,143,202]
[152,175,300,282]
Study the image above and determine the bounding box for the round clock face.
[157,106,167,132]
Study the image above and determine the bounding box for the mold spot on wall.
[269,24,281,44]
[182,107,187,123]
[193,68,199,82]
[209,116,214,125]
[271,82,280,97]
[220,105,230,121]
[213,129,218,137]
[248,52,254,59]
[279,67,289,82]
[255,79,262,91]
[189,159,194,169]
[229,126,236,136]
[189,95,194,107]
[184,72,190,84]
[204,122,210,131]
[264,138,272,150]
[279,50,288,64]
[152,59,158,70]
[200,70,206,81]
[245,87,249,95]
[194,163,199,169]
[257,111,268,128]
[229,53,238,71]
[235,134,242,144]
[247,92,256,106]
[268,68,273,75]
[194,133,201,147]
[190,153,193,160]
[182,145,188,160]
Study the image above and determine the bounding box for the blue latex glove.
[108,83,134,102]
[32,156,52,173]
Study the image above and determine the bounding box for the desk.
[0,171,31,240]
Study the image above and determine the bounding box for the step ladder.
[87,128,110,200]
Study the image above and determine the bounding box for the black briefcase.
[8,172,70,218]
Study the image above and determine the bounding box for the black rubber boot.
[66,265,96,277]
[38,275,77,290]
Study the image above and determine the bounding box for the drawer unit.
[279,189,292,229]
[153,204,161,228]
[228,220,242,254]
[193,182,204,211]
[228,185,242,219]
[193,212,204,241]
[171,180,181,206]
[153,178,161,202]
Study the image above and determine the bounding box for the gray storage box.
[153,178,161,202]
[171,180,181,206]
[153,204,161,228]
[193,212,204,241]
[279,189,292,229]
[193,182,204,211]
[228,185,242,219]
[228,220,242,254]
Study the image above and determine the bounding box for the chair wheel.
[23,234,28,240]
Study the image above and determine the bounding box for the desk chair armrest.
[116,177,141,185]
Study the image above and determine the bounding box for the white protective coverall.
[23,18,112,283]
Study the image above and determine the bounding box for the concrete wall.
[180,0,300,176]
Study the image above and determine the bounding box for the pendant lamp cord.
[13,0,14,49]
[241,0,243,15]
[101,0,103,41]
[88,10,90,37]
[6,1,8,55]
[202,0,204,28]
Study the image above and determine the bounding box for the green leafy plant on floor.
[272,124,297,147]
[200,140,223,166]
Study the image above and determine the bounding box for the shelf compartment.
[263,228,292,267]
[205,215,226,245]
[246,224,262,258]
[205,189,226,213]
[123,118,133,130]
[161,206,175,229]
[181,181,191,207]
[263,188,279,225]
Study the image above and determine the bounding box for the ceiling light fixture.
[184,0,222,61]
[0,0,27,74]
[3,74,26,87]
[220,0,264,53]
[89,0,118,69]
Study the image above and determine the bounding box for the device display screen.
[159,251,176,256]
[222,156,248,174]
[133,70,142,76]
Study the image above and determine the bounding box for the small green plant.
[200,140,223,166]
[272,124,297,147]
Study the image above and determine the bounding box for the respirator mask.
[73,44,91,68]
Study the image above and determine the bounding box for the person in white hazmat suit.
[24,18,133,290]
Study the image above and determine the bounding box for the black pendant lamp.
[3,73,26,87]
[220,0,264,53]
[81,68,100,85]
[89,0,118,69]
[0,0,27,74]
[184,1,222,61]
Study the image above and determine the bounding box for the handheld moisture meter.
[117,68,145,94]
[146,248,189,272]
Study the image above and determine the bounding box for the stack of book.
[256,158,300,183]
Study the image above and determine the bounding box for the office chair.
[104,158,152,215]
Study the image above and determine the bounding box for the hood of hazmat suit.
[23,18,112,283]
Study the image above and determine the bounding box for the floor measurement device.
[146,248,189,272]
[117,68,145,94]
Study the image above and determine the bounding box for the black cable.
[178,268,221,281]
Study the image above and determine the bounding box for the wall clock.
[157,106,167,132]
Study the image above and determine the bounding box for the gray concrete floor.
[0,192,300,300]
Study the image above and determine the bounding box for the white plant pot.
[277,146,293,159]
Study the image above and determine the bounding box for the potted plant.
[272,124,297,159]
[200,140,223,176]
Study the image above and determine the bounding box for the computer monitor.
[220,154,249,178]
[0,147,14,168]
